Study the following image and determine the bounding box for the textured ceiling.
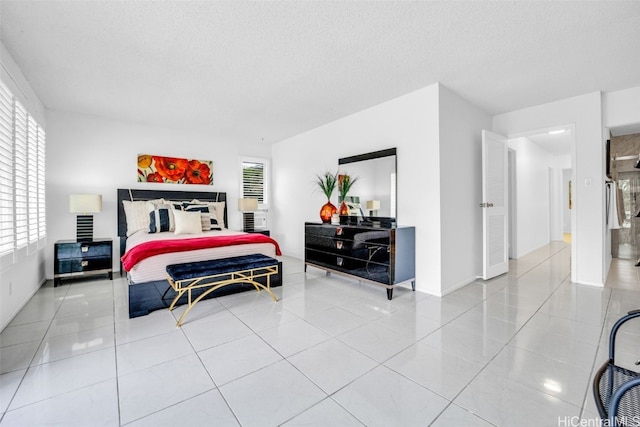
[1,1,639,145]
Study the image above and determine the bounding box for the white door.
[482,130,509,280]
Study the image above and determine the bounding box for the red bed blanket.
[121,233,282,272]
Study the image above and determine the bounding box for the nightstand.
[54,238,113,286]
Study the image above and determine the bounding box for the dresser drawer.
[56,242,111,260]
[56,257,112,274]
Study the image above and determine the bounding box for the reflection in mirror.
[338,148,397,220]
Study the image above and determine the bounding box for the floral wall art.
[137,154,213,185]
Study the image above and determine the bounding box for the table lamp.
[69,194,102,241]
[238,198,258,232]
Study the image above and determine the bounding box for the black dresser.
[54,238,113,286]
[304,222,415,299]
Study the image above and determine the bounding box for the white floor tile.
[117,354,215,425]
[181,311,253,351]
[9,347,116,410]
[288,338,378,394]
[455,368,581,427]
[198,334,282,386]
[0,341,40,374]
[0,369,25,414]
[332,365,450,427]
[419,324,505,365]
[219,360,326,427]
[125,389,239,427]
[430,403,495,427]
[0,320,50,348]
[258,318,331,357]
[281,397,364,426]
[0,380,119,427]
[384,341,484,400]
[337,322,415,363]
[304,306,369,336]
[31,325,115,366]
[116,329,195,376]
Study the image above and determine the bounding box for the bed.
[117,188,283,317]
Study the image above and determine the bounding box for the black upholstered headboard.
[117,188,228,258]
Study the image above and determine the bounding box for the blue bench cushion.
[167,254,278,281]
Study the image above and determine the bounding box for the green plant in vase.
[315,171,338,223]
[338,174,358,215]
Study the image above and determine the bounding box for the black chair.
[593,309,640,427]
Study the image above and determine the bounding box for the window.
[0,79,46,267]
[241,158,269,229]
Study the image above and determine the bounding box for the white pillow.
[191,200,226,229]
[174,210,203,235]
[122,199,164,236]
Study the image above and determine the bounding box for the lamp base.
[242,212,255,232]
[76,215,94,241]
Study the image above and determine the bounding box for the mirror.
[338,148,397,220]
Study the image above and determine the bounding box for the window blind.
[0,82,13,256]
[242,161,265,203]
[27,115,38,244]
[14,101,28,249]
[0,79,46,261]
[37,125,46,241]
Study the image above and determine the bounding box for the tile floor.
[1,242,639,426]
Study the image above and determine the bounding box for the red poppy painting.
[137,154,213,185]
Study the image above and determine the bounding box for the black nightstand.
[54,238,113,286]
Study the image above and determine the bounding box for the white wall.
[45,110,273,280]
[438,85,492,294]
[0,43,47,331]
[493,92,603,286]
[272,84,443,295]
[508,137,554,258]
[603,86,640,129]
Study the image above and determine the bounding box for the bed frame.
[117,188,283,318]
[117,188,228,262]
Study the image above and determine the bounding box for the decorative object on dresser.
[304,222,415,299]
[54,238,113,286]
[137,154,212,185]
[366,200,381,217]
[337,174,358,215]
[315,171,338,223]
[238,198,259,232]
[69,194,102,241]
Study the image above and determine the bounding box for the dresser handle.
[81,246,89,253]
[81,261,89,267]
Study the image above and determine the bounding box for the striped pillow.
[183,204,221,231]
[148,205,176,233]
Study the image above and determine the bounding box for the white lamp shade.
[238,198,258,212]
[366,200,381,210]
[69,194,102,213]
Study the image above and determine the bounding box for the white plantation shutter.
[242,161,265,203]
[0,82,13,257]
[37,125,46,243]
[14,101,28,250]
[241,159,269,229]
[27,115,38,244]
[0,79,46,264]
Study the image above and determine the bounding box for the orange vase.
[339,201,349,216]
[320,201,337,223]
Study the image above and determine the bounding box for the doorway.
[506,127,574,260]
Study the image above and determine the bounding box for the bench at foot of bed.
[166,254,279,327]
